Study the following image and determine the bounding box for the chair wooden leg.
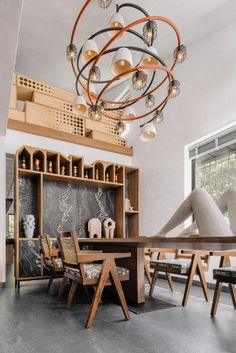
[149,269,159,296]
[57,276,67,300]
[110,260,130,321]
[166,273,174,292]
[65,280,78,309]
[196,262,209,302]
[211,280,222,317]
[47,273,54,294]
[182,255,198,307]
[144,257,152,286]
[86,260,110,329]
[229,284,236,309]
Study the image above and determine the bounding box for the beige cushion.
[65,264,129,280]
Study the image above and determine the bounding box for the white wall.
[130,22,236,236]
[0,137,6,284]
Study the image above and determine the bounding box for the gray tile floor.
[0,266,235,353]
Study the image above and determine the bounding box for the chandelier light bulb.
[132,70,148,91]
[73,95,87,115]
[140,123,157,142]
[143,21,157,47]
[111,47,133,75]
[153,109,163,123]
[168,80,180,98]
[141,46,159,66]
[98,0,111,9]
[124,107,136,119]
[81,39,99,64]
[89,105,102,121]
[145,94,155,108]
[66,44,77,61]
[174,45,187,63]
[108,12,125,37]
[89,66,101,82]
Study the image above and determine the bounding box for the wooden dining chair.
[149,248,210,306]
[210,250,236,317]
[144,248,175,291]
[57,233,131,328]
[39,235,64,293]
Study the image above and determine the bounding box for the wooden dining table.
[78,236,236,304]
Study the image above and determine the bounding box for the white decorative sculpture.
[156,187,236,237]
[88,218,102,238]
[23,215,35,238]
[104,218,116,239]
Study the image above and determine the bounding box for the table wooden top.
[78,236,236,250]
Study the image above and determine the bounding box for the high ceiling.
[15,0,236,95]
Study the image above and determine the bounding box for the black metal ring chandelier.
[67,0,187,141]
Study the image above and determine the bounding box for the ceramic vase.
[23,215,35,238]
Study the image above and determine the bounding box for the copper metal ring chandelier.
[67,0,187,141]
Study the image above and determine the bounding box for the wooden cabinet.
[15,145,140,282]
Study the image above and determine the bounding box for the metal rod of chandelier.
[66,0,187,141]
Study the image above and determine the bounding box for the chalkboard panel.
[19,176,39,236]
[43,180,115,237]
[19,240,41,277]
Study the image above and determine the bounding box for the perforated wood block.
[25,101,85,136]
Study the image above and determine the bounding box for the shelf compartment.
[94,162,105,181]
[17,147,32,170]
[46,152,59,174]
[32,149,45,172]
[105,164,115,183]
[70,155,83,178]
[59,154,71,176]
[115,165,124,184]
[83,165,94,180]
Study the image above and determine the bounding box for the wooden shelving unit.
[15,145,139,283]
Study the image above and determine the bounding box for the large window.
[190,128,236,201]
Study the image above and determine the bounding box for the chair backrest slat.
[39,235,50,257]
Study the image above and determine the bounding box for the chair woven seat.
[213,266,236,278]
[45,258,63,268]
[65,264,129,280]
[150,258,192,271]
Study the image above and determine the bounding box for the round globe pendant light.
[168,80,180,98]
[98,0,111,9]
[153,109,163,123]
[139,123,156,141]
[66,44,77,61]
[111,47,133,75]
[81,39,99,64]
[174,45,187,63]
[132,70,148,90]
[89,66,101,82]
[116,120,125,134]
[108,12,125,37]
[145,94,155,108]
[143,20,157,47]
[89,105,102,121]
[73,95,87,115]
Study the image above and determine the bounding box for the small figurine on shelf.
[61,165,65,176]
[73,165,78,177]
[35,158,40,171]
[115,173,118,183]
[84,170,88,179]
[21,157,27,169]
[48,161,53,174]
[105,172,110,182]
[103,218,116,239]
[95,169,99,180]
[88,218,102,238]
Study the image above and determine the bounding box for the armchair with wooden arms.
[210,250,236,317]
[144,248,175,291]
[149,248,210,306]
[57,232,131,328]
[39,235,64,293]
